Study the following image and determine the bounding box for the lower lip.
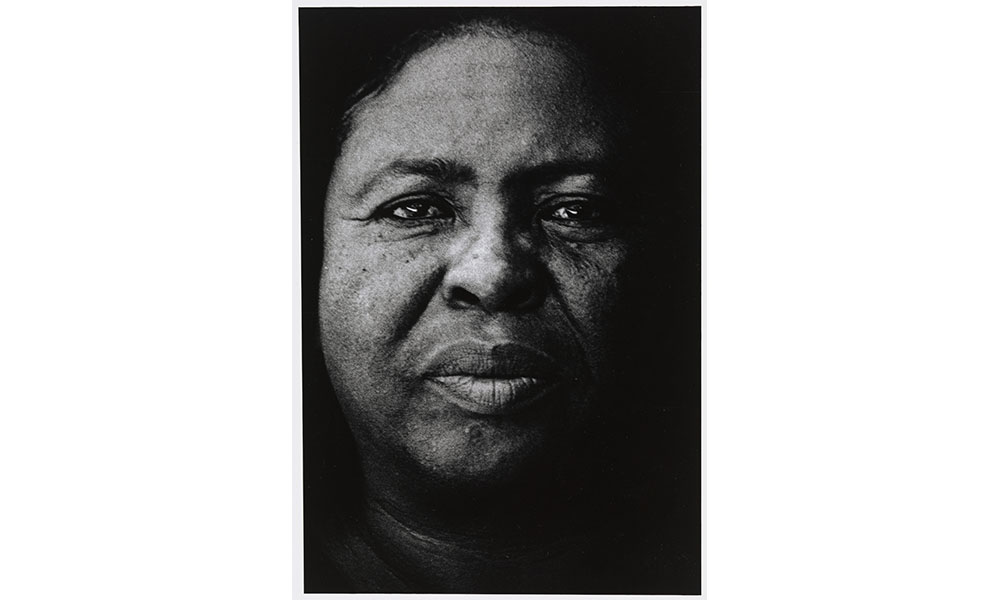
[426,375,553,415]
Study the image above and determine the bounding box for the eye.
[376,195,455,223]
[540,197,607,227]
[548,202,599,222]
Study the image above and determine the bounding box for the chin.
[405,420,558,489]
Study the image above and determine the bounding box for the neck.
[359,487,602,592]
[350,450,616,592]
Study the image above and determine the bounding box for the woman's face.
[319,33,634,486]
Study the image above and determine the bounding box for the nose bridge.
[444,195,542,312]
[454,201,523,280]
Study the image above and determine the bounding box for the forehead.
[395,32,583,97]
[331,33,614,197]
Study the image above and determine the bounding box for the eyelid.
[537,192,605,208]
[534,174,607,196]
[537,193,615,231]
[372,192,456,222]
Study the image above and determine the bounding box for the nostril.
[447,287,481,307]
[507,285,538,310]
[440,237,546,312]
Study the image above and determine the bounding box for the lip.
[421,342,560,415]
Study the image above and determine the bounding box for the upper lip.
[421,341,559,380]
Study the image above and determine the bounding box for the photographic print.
[298,6,701,594]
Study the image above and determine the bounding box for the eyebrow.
[510,159,612,190]
[352,157,477,200]
[348,156,612,202]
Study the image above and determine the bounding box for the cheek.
[317,232,447,407]
[320,235,440,338]
[318,235,445,437]
[545,242,630,360]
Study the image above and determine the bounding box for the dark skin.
[317,31,640,592]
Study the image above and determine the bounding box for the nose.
[442,219,545,313]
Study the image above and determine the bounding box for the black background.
[299,6,701,593]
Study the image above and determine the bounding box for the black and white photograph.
[299,6,701,594]
[8,2,1000,599]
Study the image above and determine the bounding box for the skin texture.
[319,32,632,511]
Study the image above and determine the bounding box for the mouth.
[422,342,560,415]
